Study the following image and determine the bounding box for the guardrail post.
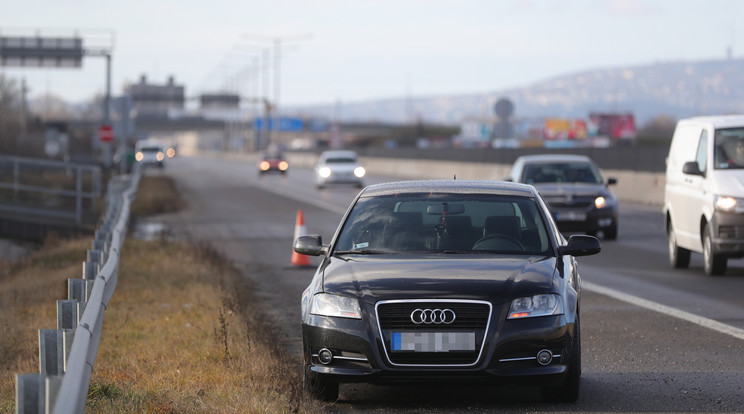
[68,279,93,302]
[45,376,63,414]
[82,262,99,280]
[15,373,43,414]
[57,300,85,330]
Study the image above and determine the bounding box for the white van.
[664,115,744,275]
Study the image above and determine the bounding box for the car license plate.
[391,332,475,352]
[556,211,586,221]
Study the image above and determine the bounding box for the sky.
[1,0,742,109]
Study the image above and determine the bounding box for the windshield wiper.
[333,249,393,255]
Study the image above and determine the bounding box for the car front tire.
[703,224,727,276]
[304,366,339,402]
[603,223,618,240]
[668,222,691,269]
[542,316,581,403]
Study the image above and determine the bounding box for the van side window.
[695,130,708,173]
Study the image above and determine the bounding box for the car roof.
[359,179,539,198]
[678,114,744,129]
[516,154,593,164]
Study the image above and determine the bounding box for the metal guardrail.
[0,155,102,224]
[14,163,142,414]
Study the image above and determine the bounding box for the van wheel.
[668,222,690,268]
[703,225,727,276]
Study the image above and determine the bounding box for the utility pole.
[241,33,312,147]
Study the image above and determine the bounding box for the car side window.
[695,130,708,173]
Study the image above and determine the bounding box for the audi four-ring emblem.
[410,308,456,324]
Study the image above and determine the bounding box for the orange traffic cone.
[291,209,313,267]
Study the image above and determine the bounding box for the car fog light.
[536,349,553,366]
[318,348,333,365]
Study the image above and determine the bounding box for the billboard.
[589,113,636,139]
[543,118,588,140]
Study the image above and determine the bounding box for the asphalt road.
[149,154,744,413]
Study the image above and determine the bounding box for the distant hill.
[287,58,744,126]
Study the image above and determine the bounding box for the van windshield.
[714,128,744,169]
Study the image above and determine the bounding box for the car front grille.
[543,196,593,209]
[375,299,492,366]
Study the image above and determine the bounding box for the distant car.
[134,140,166,169]
[293,179,601,402]
[258,152,289,175]
[507,154,618,240]
[314,150,365,189]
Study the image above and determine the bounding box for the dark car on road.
[257,151,289,175]
[293,180,601,402]
[507,154,619,240]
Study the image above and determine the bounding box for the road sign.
[99,124,114,142]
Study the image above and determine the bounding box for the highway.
[150,154,744,412]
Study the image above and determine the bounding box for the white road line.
[252,178,349,215]
[583,281,744,341]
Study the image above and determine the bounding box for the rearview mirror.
[426,203,465,215]
[682,161,704,176]
[293,235,328,256]
[557,235,601,257]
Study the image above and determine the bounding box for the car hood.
[321,255,558,304]
[709,169,744,197]
[531,183,610,197]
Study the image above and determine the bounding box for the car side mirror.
[682,161,704,176]
[557,235,601,257]
[293,235,328,256]
[607,178,617,186]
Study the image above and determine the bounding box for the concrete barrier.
[284,152,666,207]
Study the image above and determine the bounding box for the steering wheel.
[472,234,525,252]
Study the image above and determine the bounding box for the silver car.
[314,150,366,189]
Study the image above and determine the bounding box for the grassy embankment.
[0,175,324,413]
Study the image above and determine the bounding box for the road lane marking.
[583,281,744,341]
[252,178,349,215]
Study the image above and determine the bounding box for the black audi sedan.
[507,154,619,240]
[293,180,600,402]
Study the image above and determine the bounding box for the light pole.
[241,33,312,146]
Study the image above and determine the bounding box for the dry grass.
[0,175,326,413]
[86,239,324,413]
[130,174,186,216]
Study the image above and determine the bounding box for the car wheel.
[542,316,581,403]
[303,365,339,402]
[603,223,618,240]
[703,225,727,276]
[668,222,691,269]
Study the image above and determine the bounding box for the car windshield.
[334,193,552,255]
[325,157,357,164]
[714,128,744,169]
[521,162,602,184]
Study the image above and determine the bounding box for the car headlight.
[508,294,563,319]
[310,293,362,319]
[354,166,366,178]
[135,152,144,161]
[715,195,744,213]
[259,161,270,171]
[156,152,165,161]
[318,166,332,178]
[594,196,606,209]
[279,161,289,171]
